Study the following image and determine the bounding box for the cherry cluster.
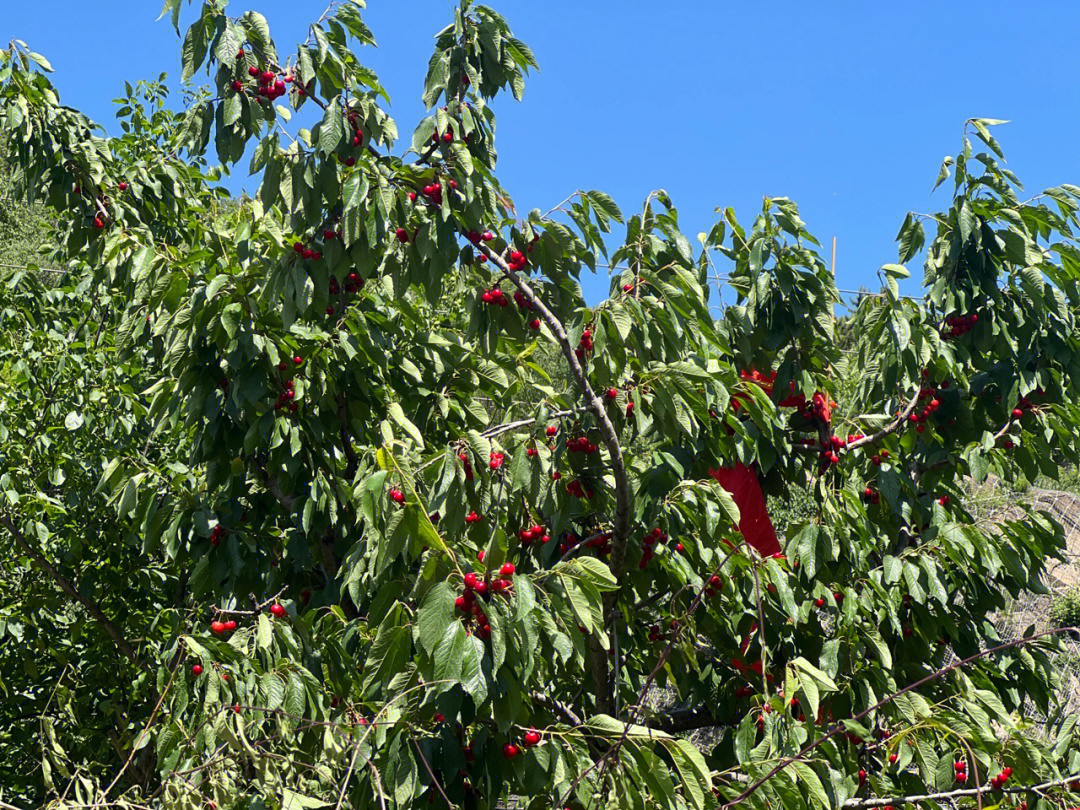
[862,486,880,505]
[421,182,443,205]
[943,312,978,339]
[292,241,322,261]
[517,524,549,545]
[565,479,593,499]
[210,618,238,635]
[507,249,528,271]
[458,452,474,480]
[639,526,679,569]
[240,65,289,99]
[479,287,508,307]
[273,378,299,413]
[804,390,832,423]
[455,565,516,639]
[511,289,534,311]
[328,272,364,296]
[464,510,482,524]
[488,451,504,470]
[574,328,594,360]
[209,524,228,546]
[466,230,495,245]
[565,435,599,455]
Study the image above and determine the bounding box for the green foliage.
[1,11,1080,810]
[1051,588,1080,630]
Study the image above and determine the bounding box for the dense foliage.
[3,3,1080,809]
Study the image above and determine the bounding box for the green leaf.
[416,581,455,656]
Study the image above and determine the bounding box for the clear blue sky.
[7,1,1080,304]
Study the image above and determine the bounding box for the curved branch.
[723,626,1078,809]
[843,388,922,454]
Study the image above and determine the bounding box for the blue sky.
[7,1,1080,304]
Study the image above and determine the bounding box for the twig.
[480,408,574,439]
[411,736,453,808]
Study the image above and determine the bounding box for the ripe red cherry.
[224,620,237,631]
[191,664,203,676]
[260,71,275,82]
[500,562,516,577]
[523,729,541,747]
[396,228,410,243]
[292,355,303,366]
[502,743,519,759]
[529,318,541,330]
[606,388,618,400]
[442,131,453,143]
[248,66,259,77]
[889,754,897,764]
[814,598,825,607]
[93,216,105,229]
[118,182,128,191]
[1012,408,1023,418]
[463,572,479,589]
[389,489,405,504]
[211,620,226,635]
[269,603,286,617]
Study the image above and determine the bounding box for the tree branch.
[1,514,140,665]
[480,408,574,439]
[843,773,1080,808]
[843,388,922,454]
[475,243,631,579]
[723,626,1079,809]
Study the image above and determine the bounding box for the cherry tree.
[2,2,1080,808]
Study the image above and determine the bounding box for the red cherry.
[1012,408,1023,418]
[455,596,467,610]
[93,216,105,229]
[529,318,541,330]
[605,388,618,400]
[500,562,516,577]
[224,620,237,631]
[889,754,897,764]
[814,598,825,607]
[191,664,203,676]
[248,66,259,77]
[396,228,410,243]
[463,572,479,589]
[292,355,303,366]
[502,743,519,759]
[211,620,226,635]
[442,132,453,143]
[523,729,541,747]
[269,603,286,617]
